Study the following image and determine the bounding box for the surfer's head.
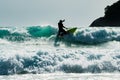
[59,19,65,23]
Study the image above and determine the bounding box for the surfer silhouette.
[57,19,68,37]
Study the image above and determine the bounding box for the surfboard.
[57,27,77,37]
[67,27,77,33]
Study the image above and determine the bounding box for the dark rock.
[90,0,120,27]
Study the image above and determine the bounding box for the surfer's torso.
[58,22,64,31]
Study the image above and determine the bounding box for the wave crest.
[62,28,120,44]
[0,49,119,75]
[27,25,57,37]
[1,26,120,44]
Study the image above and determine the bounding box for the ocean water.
[0,73,120,80]
[0,25,120,80]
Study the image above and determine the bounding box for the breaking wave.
[0,48,120,75]
[61,28,120,44]
[0,26,120,75]
[27,25,57,37]
[0,26,120,44]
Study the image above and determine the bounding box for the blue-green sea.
[0,26,120,80]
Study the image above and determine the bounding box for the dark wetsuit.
[57,21,67,36]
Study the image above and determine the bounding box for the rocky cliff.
[90,0,120,27]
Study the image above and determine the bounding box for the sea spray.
[1,26,120,44]
[0,47,120,75]
[0,26,120,75]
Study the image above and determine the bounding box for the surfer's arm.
[63,26,67,29]
[63,26,68,29]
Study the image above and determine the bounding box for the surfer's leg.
[63,30,67,34]
[57,31,60,37]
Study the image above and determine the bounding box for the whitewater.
[0,25,120,80]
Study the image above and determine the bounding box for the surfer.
[57,19,68,37]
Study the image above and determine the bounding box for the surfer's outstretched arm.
[63,26,68,29]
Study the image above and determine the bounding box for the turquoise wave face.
[0,30,10,38]
[0,30,26,41]
[27,25,57,37]
[0,26,120,44]
[0,25,57,41]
